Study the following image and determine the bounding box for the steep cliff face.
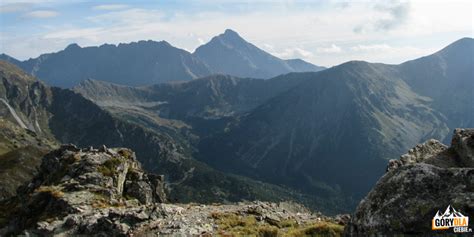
[0,62,58,200]
[346,129,474,235]
[0,61,54,137]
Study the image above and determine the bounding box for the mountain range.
[0,36,472,215]
[0,60,334,212]
[73,37,474,210]
[0,29,324,88]
[197,38,473,201]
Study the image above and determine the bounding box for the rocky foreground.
[0,144,345,236]
[1,129,472,236]
[346,128,474,235]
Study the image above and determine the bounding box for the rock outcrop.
[0,144,166,236]
[346,129,474,235]
[386,139,447,172]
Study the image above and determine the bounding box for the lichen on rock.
[0,144,166,236]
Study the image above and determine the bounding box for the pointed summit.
[193,29,323,78]
[214,29,246,46]
[221,29,242,40]
[223,29,239,36]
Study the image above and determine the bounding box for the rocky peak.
[451,128,474,167]
[346,128,474,235]
[386,139,447,171]
[222,29,242,39]
[0,144,166,236]
[26,144,166,205]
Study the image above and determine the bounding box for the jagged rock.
[451,128,474,167]
[149,174,167,203]
[387,139,447,172]
[60,144,81,152]
[124,180,153,204]
[0,145,166,236]
[346,129,474,235]
[98,145,107,152]
[335,214,351,226]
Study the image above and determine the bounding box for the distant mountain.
[0,54,21,65]
[3,30,324,88]
[399,37,474,134]
[14,41,212,88]
[194,29,324,79]
[198,61,450,204]
[75,73,310,120]
[196,38,472,208]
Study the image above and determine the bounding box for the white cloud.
[274,47,314,59]
[1,0,472,67]
[0,3,31,13]
[44,27,103,41]
[86,8,164,25]
[350,44,391,52]
[346,43,430,65]
[93,4,129,11]
[353,0,411,33]
[23,10,58,18]
[373,0,410,31]
[316,44,342,54]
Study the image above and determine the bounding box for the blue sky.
[1,0,473,67]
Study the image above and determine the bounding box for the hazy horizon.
[1,0,473,67]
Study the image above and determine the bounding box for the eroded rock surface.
[0,144,166,236]
[346,129,474,235]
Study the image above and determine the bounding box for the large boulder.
[346,129,474,235]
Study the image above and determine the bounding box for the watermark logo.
[432,205,471,233]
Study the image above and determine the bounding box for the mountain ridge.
[2,29,325,88]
